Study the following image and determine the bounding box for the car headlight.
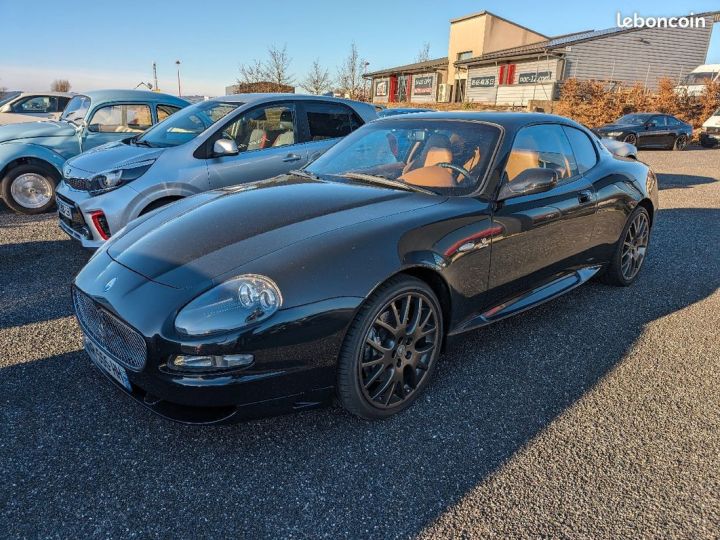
[89,159,155,195]
[175,274,283,336]
[605,131,623,137]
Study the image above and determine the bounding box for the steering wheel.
[437,162,472,182]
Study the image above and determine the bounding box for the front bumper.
[56,181,140,249]
[73,252,362,423]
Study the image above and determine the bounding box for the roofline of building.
[454,10,720,68]
[449,9,549,39]
[364,57,449,78]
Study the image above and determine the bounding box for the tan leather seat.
[400,165,456,188]
[272,130,294,147]
[403,134,452,174]
[504,149,540,182]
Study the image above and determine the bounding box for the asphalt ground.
[1,147,718,538]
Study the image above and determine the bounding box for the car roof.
[372,111,587,129]
[79,89,190,106]
[16,91,75,98]
[210,93,370,107]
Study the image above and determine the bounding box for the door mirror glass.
[498,168,558,200]
[213,138,239,156]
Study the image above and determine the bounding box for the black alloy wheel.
[337,276,443,419]
[672,134,688,151]
[601,206,651,286]
[623,133,638,146]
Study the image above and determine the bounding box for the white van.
[700,107,720,148]
[675,64,720,97]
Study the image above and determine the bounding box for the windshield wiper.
[340,173,435,195]
[290,169,321,180]
[133,137,154,148]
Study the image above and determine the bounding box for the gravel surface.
[1,148,718,538]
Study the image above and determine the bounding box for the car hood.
[67,140,165,173]
[108,175,445,289]
[0,120,76,142]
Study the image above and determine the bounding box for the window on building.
[457,51,472,61]
[562,126,598,174]
[504,124,578,182]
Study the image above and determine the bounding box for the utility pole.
[152,62,159,91]
[175,60,182,97]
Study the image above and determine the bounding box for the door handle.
[283,154,302,162]
[578,189,594,204]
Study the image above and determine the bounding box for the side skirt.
[449,265,602,336]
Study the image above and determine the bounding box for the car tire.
[699,136,717,149]
[623,133,638,146]
[600,206,651,287]
[672,134,688,151]
[1,163,58,215]
[337,275,444,420]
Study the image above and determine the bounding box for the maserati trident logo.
[104,278,117,293]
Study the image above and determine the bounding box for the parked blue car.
[0,90,189,214]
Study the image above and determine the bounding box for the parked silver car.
[56,94,377,247]
[0,92,74,125]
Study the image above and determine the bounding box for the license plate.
[84,336,132,392]
[57,198,73,219]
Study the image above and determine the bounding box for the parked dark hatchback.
[73,112,658,424]
[594,113,692,150]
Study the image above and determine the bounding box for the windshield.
[136,100,241,148]
[306,119,501,195]
[714,107,720,117]
[616,114,652,126]
[61,95,91,123]
[0,92,21,108]
[684,71,718,85]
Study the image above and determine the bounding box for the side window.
[88,104,153,133]
[157,104,182,123]
[562,126,598,174]
[13,96,56,113]
[650,116,665,127]
[304,102,363,141]
[57,97,72,112]
[220,103,296,152]
[504,124,578,183]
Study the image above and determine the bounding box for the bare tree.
[264,44,294,86]
[236,44,294,90]
[237,59,266,85]
[51,79,71,92]
[0,86,6,100]
[300,59,332,95]
[416,42,431,63]
[336,42,367,100]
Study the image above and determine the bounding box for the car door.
[81,102,154,151]
[485,123,597,307]
[206,101,307,189]
[296,100,366,164]
[641,115,667,147]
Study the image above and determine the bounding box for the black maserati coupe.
[73,112,658,423]
[594,113,692,150]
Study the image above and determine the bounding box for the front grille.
[64,176,91,191]
[73,288,147,370]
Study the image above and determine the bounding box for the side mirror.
[498,168,558,200]
[645,122,655,129]
[86,123,100,133]
[213,139,239,157]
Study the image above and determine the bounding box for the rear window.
[305,102,363,140]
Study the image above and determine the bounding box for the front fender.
[0,142,66,176]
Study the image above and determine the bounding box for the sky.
[1,0,719,96]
